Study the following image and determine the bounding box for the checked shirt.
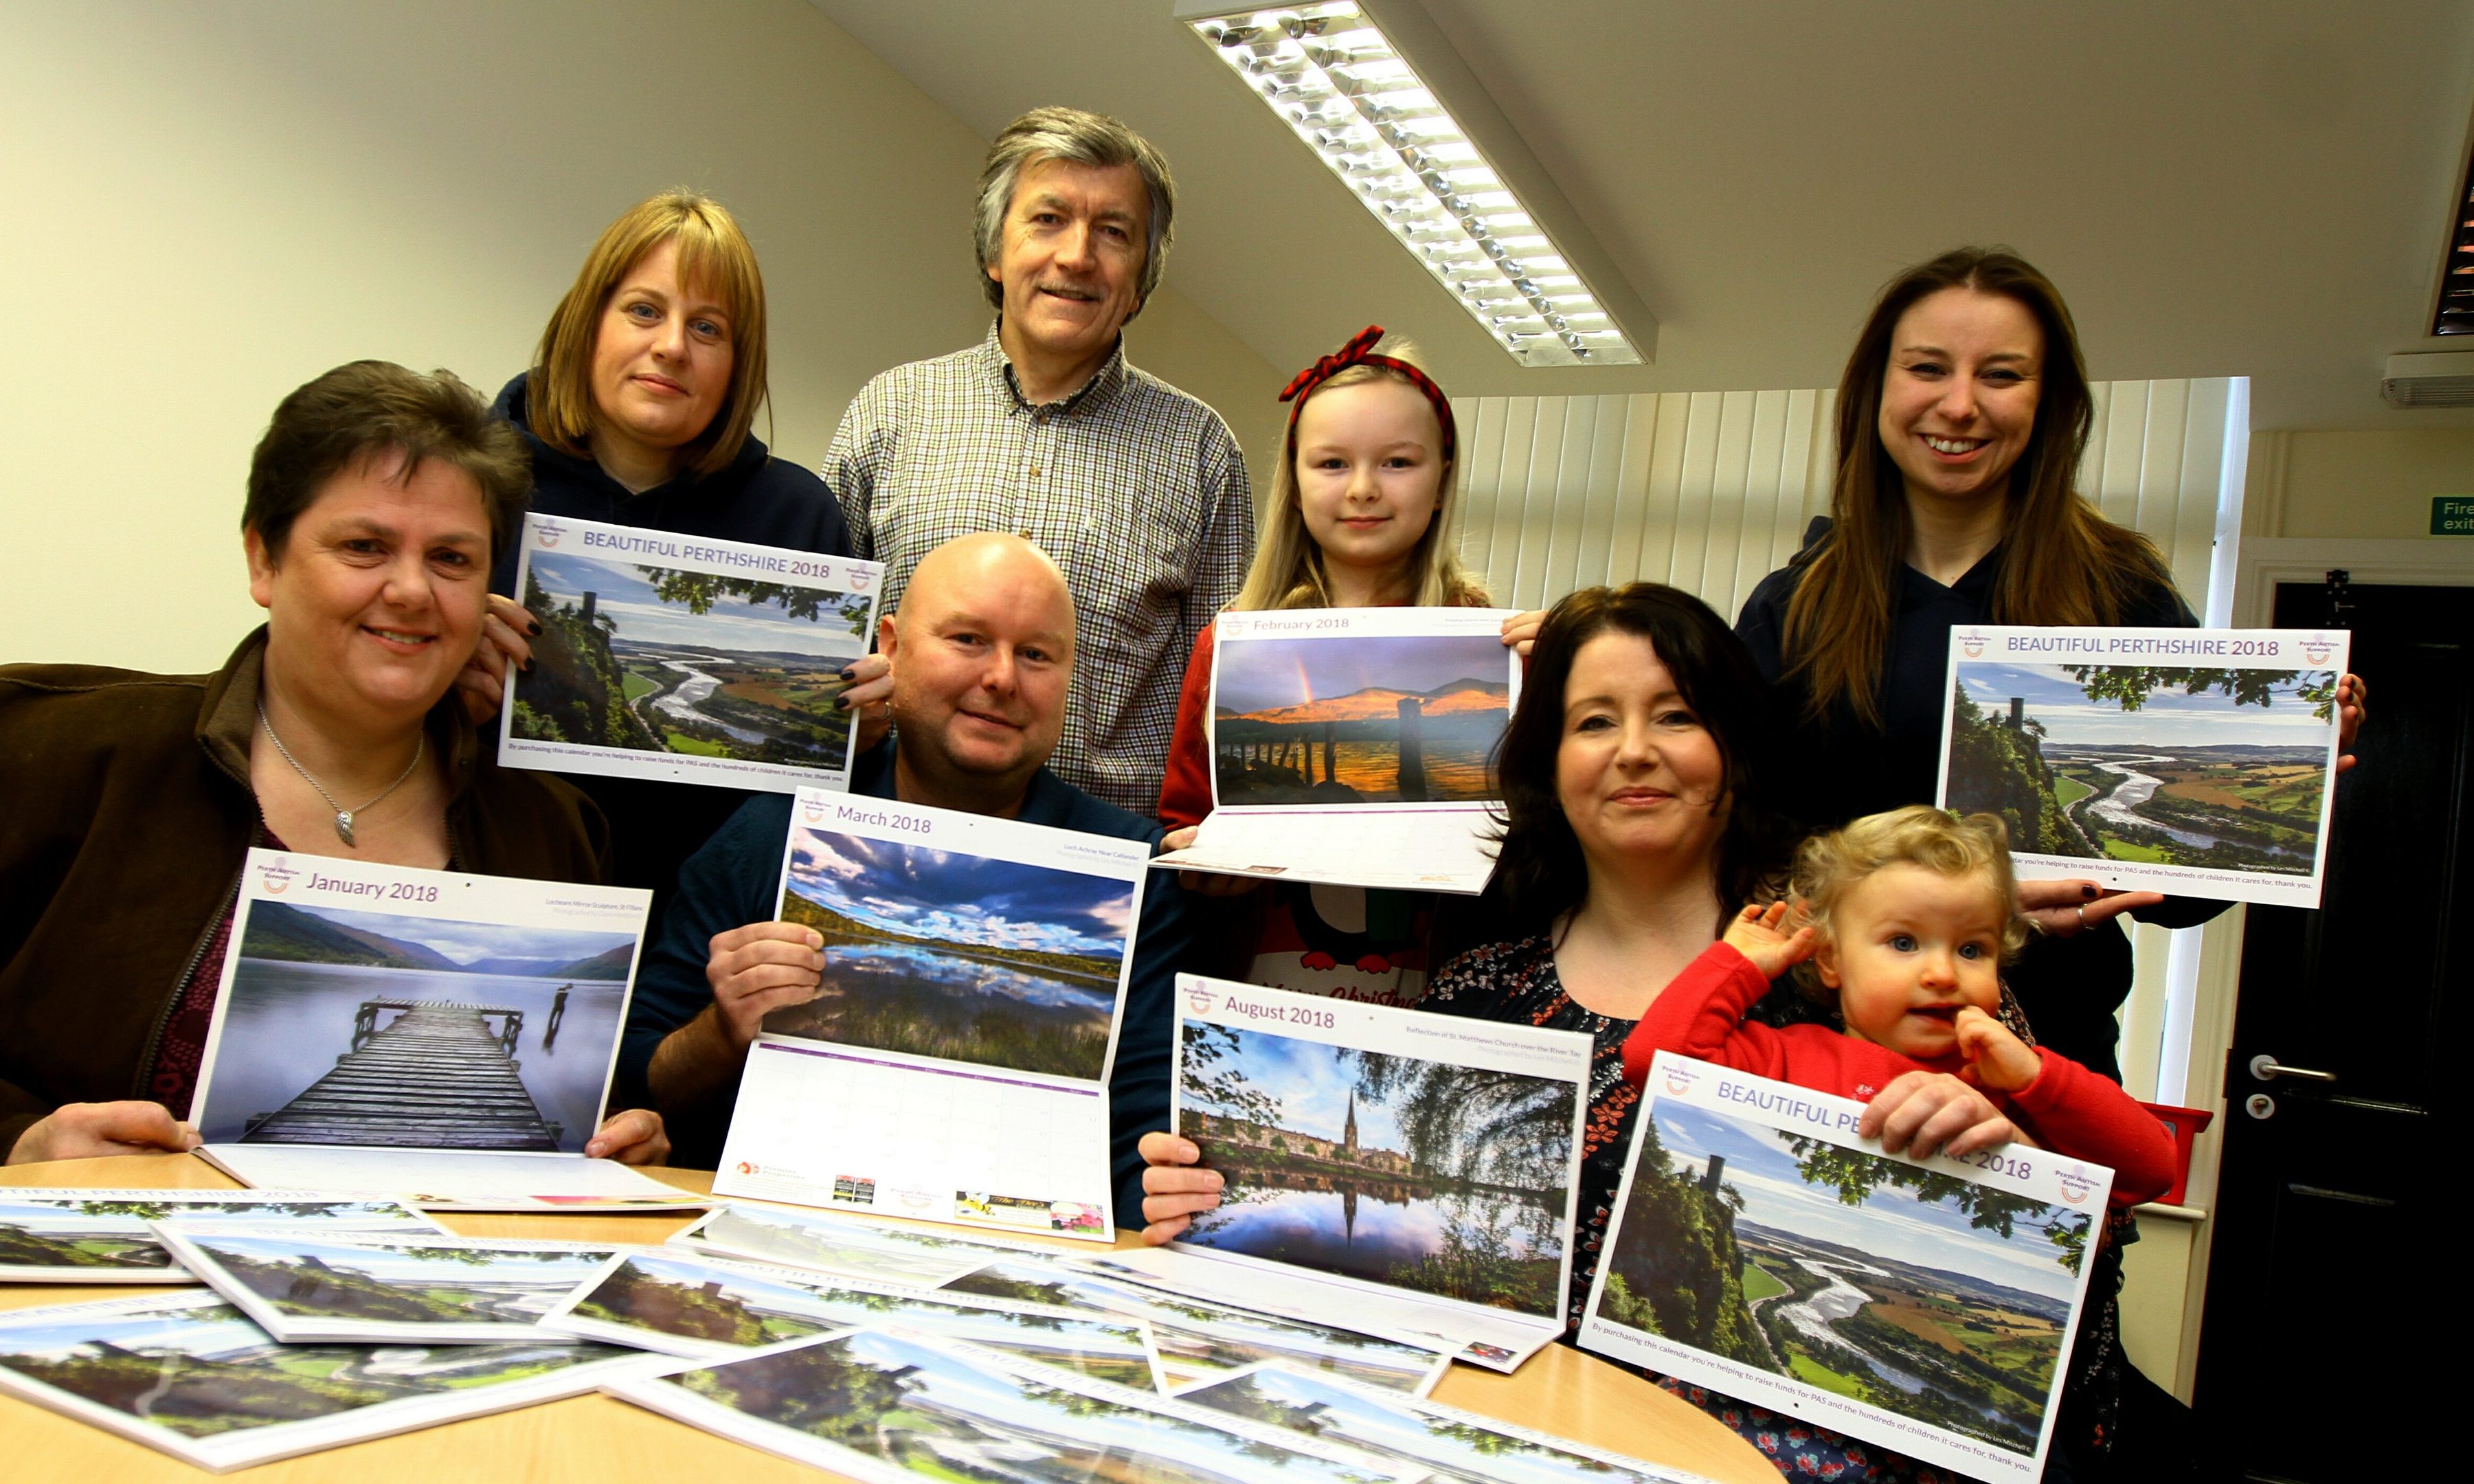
[825,323,1255,812]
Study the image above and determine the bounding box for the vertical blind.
[1447,376,2243,620]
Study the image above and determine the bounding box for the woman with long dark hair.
[1736,247,2364,1477]
[1737,246,2363,1076]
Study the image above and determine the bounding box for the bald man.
[616,534,1195,1219]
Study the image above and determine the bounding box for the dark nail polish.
[837,695,853,710]
[2080,884,2097,899]
[528,622,542,636]
[521,659,534,674]
[839,667,857,682]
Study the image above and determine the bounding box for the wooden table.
[0,1156,1777,1484]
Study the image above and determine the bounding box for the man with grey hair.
[825,105,1253,813]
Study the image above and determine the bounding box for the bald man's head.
[898,532,1075,642]
[880,533,1078,816]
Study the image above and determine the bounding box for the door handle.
[2249,1055,2337,1085]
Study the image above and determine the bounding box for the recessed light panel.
[1187,3,1641,366]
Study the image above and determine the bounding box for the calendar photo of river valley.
[1593,1101,2094,1459]
[1943,659,2337,877]
[512,548,870,770]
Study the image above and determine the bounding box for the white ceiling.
[814,0,2474,429]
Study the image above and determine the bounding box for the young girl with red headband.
[1157,326,1492,1006]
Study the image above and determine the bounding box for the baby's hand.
[1721,902,1816,981]
[1953,1007,2042,1094]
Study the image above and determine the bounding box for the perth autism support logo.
[800,795,828,824]
[1661,1061,1702,1097]
[256,859,302,895]
[846,567,875,592]
[1184,985,1216,1018]
[2056,1164,2098,1205]
[1958,629,1989,660]
[2302,633,2335,667]
[535,519,567,549]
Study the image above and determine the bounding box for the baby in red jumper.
[1619,806,2173,1206]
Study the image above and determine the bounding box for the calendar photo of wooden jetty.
[191,901,640,1155]
[1212,633,1511,807]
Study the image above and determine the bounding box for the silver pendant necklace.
[257,703,424,847]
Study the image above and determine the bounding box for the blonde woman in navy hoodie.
[460,191,888,917]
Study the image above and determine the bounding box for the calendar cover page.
[1105,976,1588,1373]
[1581,1054,2111,1484]
[1152,608,1520,893]
[501,513,884,793]
[1934,625,2349,907]
[189,851,687,1211]
[539,1246,1164,1391]
[714,792,1151,1240]
[0,1191,443,1285]
[939,1258,1451,1396]
[602,1327,1419,1484]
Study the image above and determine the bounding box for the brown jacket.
[0,629,611,1155]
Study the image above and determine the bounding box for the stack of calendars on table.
[0,1190,1715,1482]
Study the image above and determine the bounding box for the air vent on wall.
[2381,350,2474,407]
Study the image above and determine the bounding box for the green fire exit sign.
[2437,495,2474,535]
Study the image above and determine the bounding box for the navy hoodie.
[617,741,1194,1219]
[489,372,855,915]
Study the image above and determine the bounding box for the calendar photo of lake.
[762,828,1137,1081]
[191,901,638,1154]
[1176,1023,1575,1316]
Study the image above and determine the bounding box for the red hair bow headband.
[1279,324,1458,464]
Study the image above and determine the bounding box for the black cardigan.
[1735,518,2228,1080]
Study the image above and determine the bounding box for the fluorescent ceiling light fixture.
[1180,1,1650,366]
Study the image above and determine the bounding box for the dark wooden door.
[2194,580,2468,1480]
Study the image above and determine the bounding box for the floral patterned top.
[1419,935,1642,1331]
[1422,934,1967,1484]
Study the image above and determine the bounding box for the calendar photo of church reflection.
[1174,1021,1575,1317]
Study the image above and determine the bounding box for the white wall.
[2245,427,2474,539]
[0,0,1277,673]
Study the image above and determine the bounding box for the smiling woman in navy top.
[1733,246,2365,1079]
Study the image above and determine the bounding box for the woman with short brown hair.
[0,362,666,1168]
